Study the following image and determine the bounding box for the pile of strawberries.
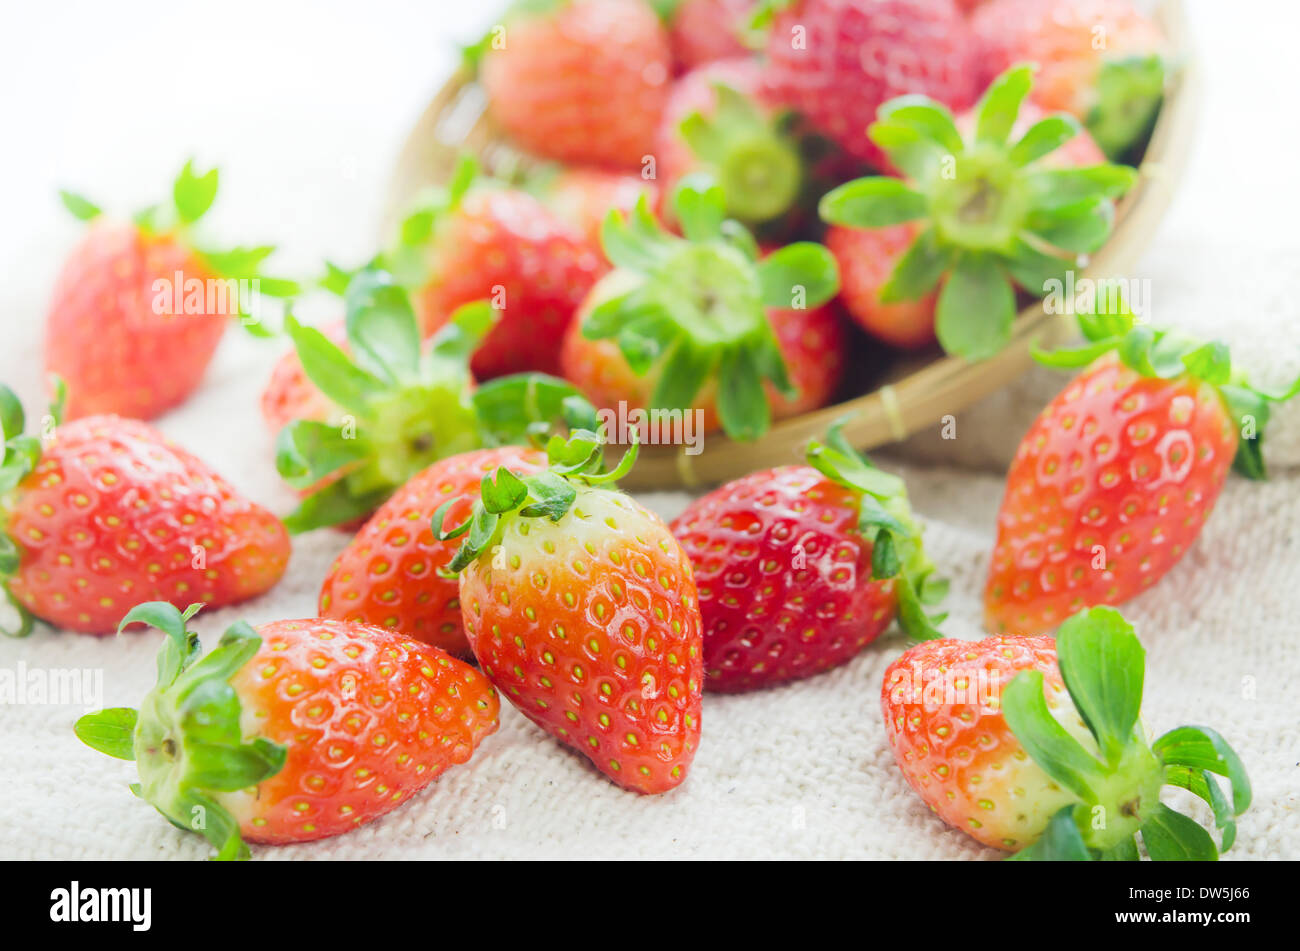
[4,0,1286,861]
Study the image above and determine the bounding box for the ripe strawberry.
[757,0,979,168]
[671,425,945,692]
[477,0,672,170]
[399,163,607,379]
[560,180,841,442]
[439,431,704,794]
[539,167,659,248]
[882,607,1251,859]
[971,0,1167,158]
[47,163,294,421]
[985,311,1299,635]
[0,388,289,636]
[820,65,1137,361]
[826,103,1106,350]
[318,446,547,657]
[269,266,593,533]
[75,602,499,859]
[665,0,756,71]
[655,57,804,226]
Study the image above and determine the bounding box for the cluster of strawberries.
[2,0,1284,861]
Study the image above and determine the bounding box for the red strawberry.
[0,389,289,636]
[478,0,672,170]
[560,180,842,442]
[540,167,659,248]
[758,0,979,168]
[820,65,1138,361]
[882,607,1251,858]
[655,57,804,226]
[971,0,1167,158]
[441,432,704,794]
[666,0,756,71]
[75,602,499,859]
[318,446,547,657]
[413,184,607,380]
[825,223,937,349]
[671,426,944,692]
[986,311,1299,635]
[47,164,294,421]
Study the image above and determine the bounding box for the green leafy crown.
[1034,299,1300,480]
[805,423,947,640]
[74,602,285,861]
[998,607,1250,861]
[583,175,839,441]
[819,64,1138,362]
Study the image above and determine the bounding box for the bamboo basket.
[385,0,1196,491]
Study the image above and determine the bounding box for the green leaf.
[1026,198,1114,254]
[1025,165,1138,211]
[1004,237,1071,296]
[285,314,385,415]
[185,740,287,792]
[1007,805,1094,861]
[1088,55,1165,160]
[320,260,355,296]
[650,340,715,411]
[1165,765,1237,852]
[715,347,771,441]
[600,197,674,273]
[1002,669,1105,801]
[74,708,138,761]
[934,252,1015,361]
[518,471,578,520]
[1053,607,1145,765]
[59,190,102,222]
[172,160,219,224]
[274,420,369,490]
[893,571,946,641]
[756,242,839,309]
[672,175,727,241]
[1153,725,1252,816]
[472,373,595,447]
[481,467,529,514]
[877,96,965,154]
[428,300,498,369]
[1097,836,1141,861]
[281,479,388,534]
[1009,114,1083,167]
[343,270,421,381]
[818,177,928,229]
[0,384,24,442]
[1140,803,1219,861]
[867,120,951,182]
[975,64,1033,146]
[880,228,949,302]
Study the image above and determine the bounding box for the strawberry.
[476,0,672,170]
[47,162,295,421]
[826,102,1106,350]
[882,607,1251,859]
[318,445,548,657]
[0,387,289,636]
[75,601,499,859]
[655,57,804,227]
[971,0,1167,159]
[671,425,945,692]
[539,167,659,248]
[756,0,979,168]
[269,265,593,533]
[985,308,1300,635]
[820,65,1138,361]
[437,431,703,794]
[395,160,607,380]
[560,179,841,442]
[664,0,757,71]
[260,318,345,436]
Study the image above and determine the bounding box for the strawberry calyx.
[818,65,1138,362]
[1034,302,1300,480]
[60,160,299,336]
[678,82,803,225]
[804,422,946,640]
[434,425,637,575]
[74,602,287,861]
[276,267,597,532]
[1089,54,1166,161]
[582,176,838,440]
[0,379,68,638]
[1000,607,1250,861]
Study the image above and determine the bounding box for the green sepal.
[879,228,949,302]
[472,374,599,447]
[1140,802,1219,861]
[1088,55,1165,160]
[1164,765,1239,852]
[1006,805,1094,861]
[1002,668,1106,801]
[935,252,1015,361]
[756,242,839,310]
[1152,725,1252,818]
[59,189,102,222]
[172,160,219,224]
[818,177,927,229]
[974,63,1034,146]
[275,420,369,491]
[281,479,391,535]
[344,269,422,381]
[73,707,139,761]
[1053,607,1145,766]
